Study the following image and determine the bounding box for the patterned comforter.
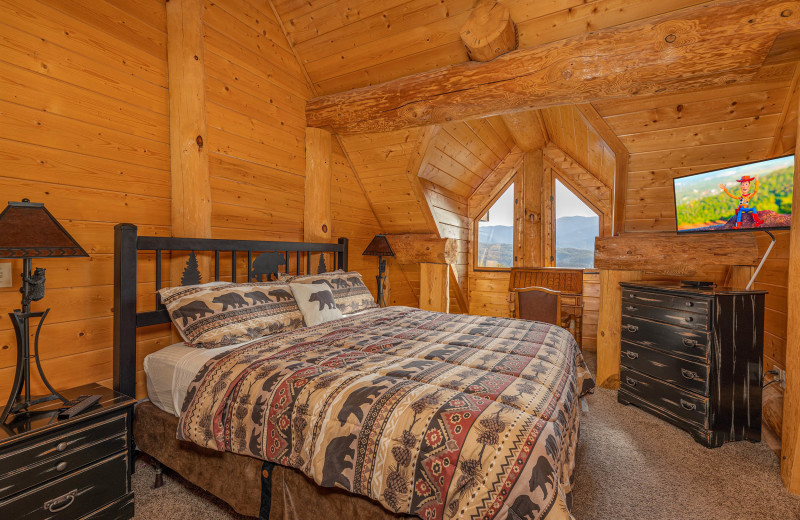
[178,307,595,520]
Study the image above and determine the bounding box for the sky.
[480,180,596,227]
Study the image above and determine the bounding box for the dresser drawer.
[621,315,709,361]
[620,366,708,427]
[0,451,129,520]
[0,414,127,500]
[621,301,709,330]
[622,288,710,315]
[620,342,710,396]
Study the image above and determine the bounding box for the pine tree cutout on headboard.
[181,251,201,286]
[317,253,327,274]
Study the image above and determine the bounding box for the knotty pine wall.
[0,0,172,397]
[0,0,394,400]
[596,70,798,376]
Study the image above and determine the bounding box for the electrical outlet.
[0,263,11,288]
[772,365,787,390]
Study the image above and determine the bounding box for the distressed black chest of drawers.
[0,383,135,519]
[617,282,765,448]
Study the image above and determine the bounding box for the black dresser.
[617,282,765,448]
[0,383,135,519]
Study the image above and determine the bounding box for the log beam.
[501,110,548,152]
[386,234,458,265]
[595,232,760,275]
[307,0,799,134]
[420,263,450,313]
[304,127,332,242]
[460,0,517,62]
[781,87,800,493]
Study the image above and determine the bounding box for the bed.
[112,224,595,520]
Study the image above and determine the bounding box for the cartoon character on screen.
[719,175,764,229]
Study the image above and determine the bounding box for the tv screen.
[673,155,794,234]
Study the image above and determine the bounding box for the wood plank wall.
[0,0,172,397]
[0,0,396,399]
[595,67,797,378]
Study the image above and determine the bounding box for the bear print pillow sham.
[289,282,343,326]
[158,282,304,348]
[288,271,377,314]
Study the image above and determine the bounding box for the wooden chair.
[513,286,562,326]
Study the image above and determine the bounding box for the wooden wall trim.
[305,0,797,134]
[780,90,800,493]
[522,150,544,267]
[167,0,211,239]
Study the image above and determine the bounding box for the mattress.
[144,311,373,416]
[144,342,242,416]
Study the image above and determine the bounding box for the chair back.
[514,286,562,325]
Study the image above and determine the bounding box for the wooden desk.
[508,267,584,345]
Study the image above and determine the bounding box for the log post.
[522,150,544,267]
[420,263,449,313]
[596,269,642,389]
[167,0,212,295]
[460,0,517,62]
[729,265,756,289]
[780,93,800,493]
[304,128,332,243]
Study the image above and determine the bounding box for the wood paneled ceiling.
[271,0,717,96]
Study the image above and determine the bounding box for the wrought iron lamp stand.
[0,258,66,425]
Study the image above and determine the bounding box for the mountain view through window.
[555,180,599,268]
[476,184,514,268]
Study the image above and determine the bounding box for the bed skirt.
[133,401,414,520]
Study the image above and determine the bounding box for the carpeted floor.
[132,351,800,519]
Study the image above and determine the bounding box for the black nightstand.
[0,383,135,519]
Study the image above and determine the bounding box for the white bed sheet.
[143,310,374,416]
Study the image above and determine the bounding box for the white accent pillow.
[290,282,343,326]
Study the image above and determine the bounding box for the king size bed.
[113,224,595,520]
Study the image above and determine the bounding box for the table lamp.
[362,234,395,307]
[0,199,88,424]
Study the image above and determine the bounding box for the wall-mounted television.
[673,155,794,234]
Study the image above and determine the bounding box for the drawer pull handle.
[682,338,697,347]
[625,376,637,386]
[685,316,694,322]
[680,400,697,411]
[625,351,639,360]
[685,301,694,307]
[626,305,638,312]
[681,369,698,380]
[44,489,76,513]
[625,324,639,333]
[56,442,67,452]
[56,461,68,472]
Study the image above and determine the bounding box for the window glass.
[476,184,514,268]
[555,180,599,268]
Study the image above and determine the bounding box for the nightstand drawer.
[621,301,709,330]
[620,341,710,396]
[0,430,127,500]
[0,451,129,520]
[0,414,127,500]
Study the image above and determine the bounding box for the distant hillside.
[477,216,598,268]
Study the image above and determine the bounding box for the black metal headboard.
[112,223,348,398]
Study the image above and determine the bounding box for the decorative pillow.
[290,282,343,327]
[289,270,377,314]
[158,282,304,347]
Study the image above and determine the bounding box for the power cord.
[763,369,781,389]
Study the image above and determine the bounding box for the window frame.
[552,174,604,269]
[472,176,519,272]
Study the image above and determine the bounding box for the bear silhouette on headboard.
[250,252,286,282]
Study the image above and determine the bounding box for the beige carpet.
[132,352,800,519]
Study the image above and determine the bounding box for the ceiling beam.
[307,0,799,135]
[501,110,549,152]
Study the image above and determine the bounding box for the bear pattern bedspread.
[177,307,595,520]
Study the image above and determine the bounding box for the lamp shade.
[362,234,395,257]
[0,199,88,258]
